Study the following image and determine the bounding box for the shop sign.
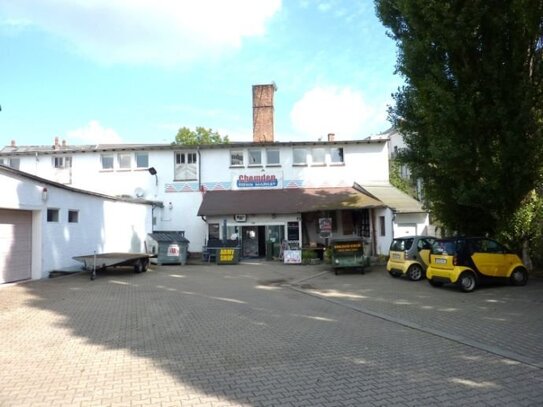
[284,249,302,264]
[233,171,283,189]
[167,244,180,257]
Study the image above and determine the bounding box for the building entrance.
[241,226,266,257]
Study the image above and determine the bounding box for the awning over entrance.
[197,187,384,216]
[355,182,425,213]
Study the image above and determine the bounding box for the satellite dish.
[134,187,146,198]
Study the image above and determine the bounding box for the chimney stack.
[62,139,66,148]
[54,136,60,149]
[327,133,335,142]
[10,140,16,147]
[252,83,276,142]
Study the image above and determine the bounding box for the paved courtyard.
[1,261,542,406]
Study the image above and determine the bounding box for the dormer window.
[52,156,72,169]
[174,151,197,180]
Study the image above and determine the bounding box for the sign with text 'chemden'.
[233,171,283,189]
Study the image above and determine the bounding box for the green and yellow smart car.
[387,236,436,281]
[426,237,528,292]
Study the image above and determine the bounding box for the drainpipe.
[197,146,201,191]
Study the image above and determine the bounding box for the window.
[0,158,18,168]
[330,147,344,164]
[47,209,59,223]
[52,156,72,168]
[311,148,325,165]
[293,148,308,165]
[135,152,149,168]
[68,210,79,223]
[230,150,244,166]
[266,149,280,166]
[174,151,197,180]
[248,149,262,166]
[101,154,114,170]
[379,216,386,236]
[118,153,131,169]
[208,223,220,240]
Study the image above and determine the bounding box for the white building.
[0,165,153,283]
[0,85,429,270]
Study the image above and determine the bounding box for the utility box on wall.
[146,231,190,265]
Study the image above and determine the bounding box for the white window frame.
[330,147,344,164]
[248,149,262,166]
[311,148,326,165]
[101,154,114,170]
[230,150,244,167]
[117,153,132,170]
[293,148,308,165]
[174,151,198,181]
[135,152,149,169]
[266,149,280,166]
[52,156,72,169]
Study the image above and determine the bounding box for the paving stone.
[0,263,542,406]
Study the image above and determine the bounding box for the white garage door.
[0,209,32,284]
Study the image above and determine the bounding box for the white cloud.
[0,0,281,66]
[67,120,123,144]
[290,86,386,140]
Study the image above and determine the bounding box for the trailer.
[73,252,152,280]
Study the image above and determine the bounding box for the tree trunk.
[522,240,533,272]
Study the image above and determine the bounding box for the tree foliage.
[174,126,229,145]
[375,0,543,235]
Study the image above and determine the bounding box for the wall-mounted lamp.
[42,187,48,202]
[148,167,158,186]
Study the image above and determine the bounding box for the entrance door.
[241,226,267,257]
[242,226,259,257]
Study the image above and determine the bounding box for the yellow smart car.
[387,236,436,281]
[426,237,528,292]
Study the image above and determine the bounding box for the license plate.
[435,258,447,264]
[391,253,401,259]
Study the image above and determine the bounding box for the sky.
[0,0,403,146]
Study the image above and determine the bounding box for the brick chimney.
[252,83,276,142]
[53,136,60,149]
[327,133,335,142]
[10,140,16,147]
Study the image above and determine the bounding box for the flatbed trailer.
[73,252,152,280]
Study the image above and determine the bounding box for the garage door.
[0,209,32,284]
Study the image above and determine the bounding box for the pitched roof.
[355,182,425,213]
[197,187,384,216]
[0,164,159,206]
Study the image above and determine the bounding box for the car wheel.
[388,270,401,278]
[458,271,477,292]
[510,267,528,286]
[428,279,443,288]
[407,264,424,281]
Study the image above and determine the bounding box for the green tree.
[173,126,229,145]
[375,0,543,235]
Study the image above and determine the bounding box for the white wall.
[0,171,152,279]
[6,140,407,255]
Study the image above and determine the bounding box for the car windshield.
[390,238,414,251]
[431,239,456,255]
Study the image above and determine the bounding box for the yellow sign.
[219,249,235,262]
[333,243,362,252]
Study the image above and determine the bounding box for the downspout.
[371,209,377,256]
[197,146,201,191]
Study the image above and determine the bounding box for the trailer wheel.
[142,259,149,272]
[134,260,144,273]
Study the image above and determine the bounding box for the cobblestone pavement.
[0,261,542,406]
